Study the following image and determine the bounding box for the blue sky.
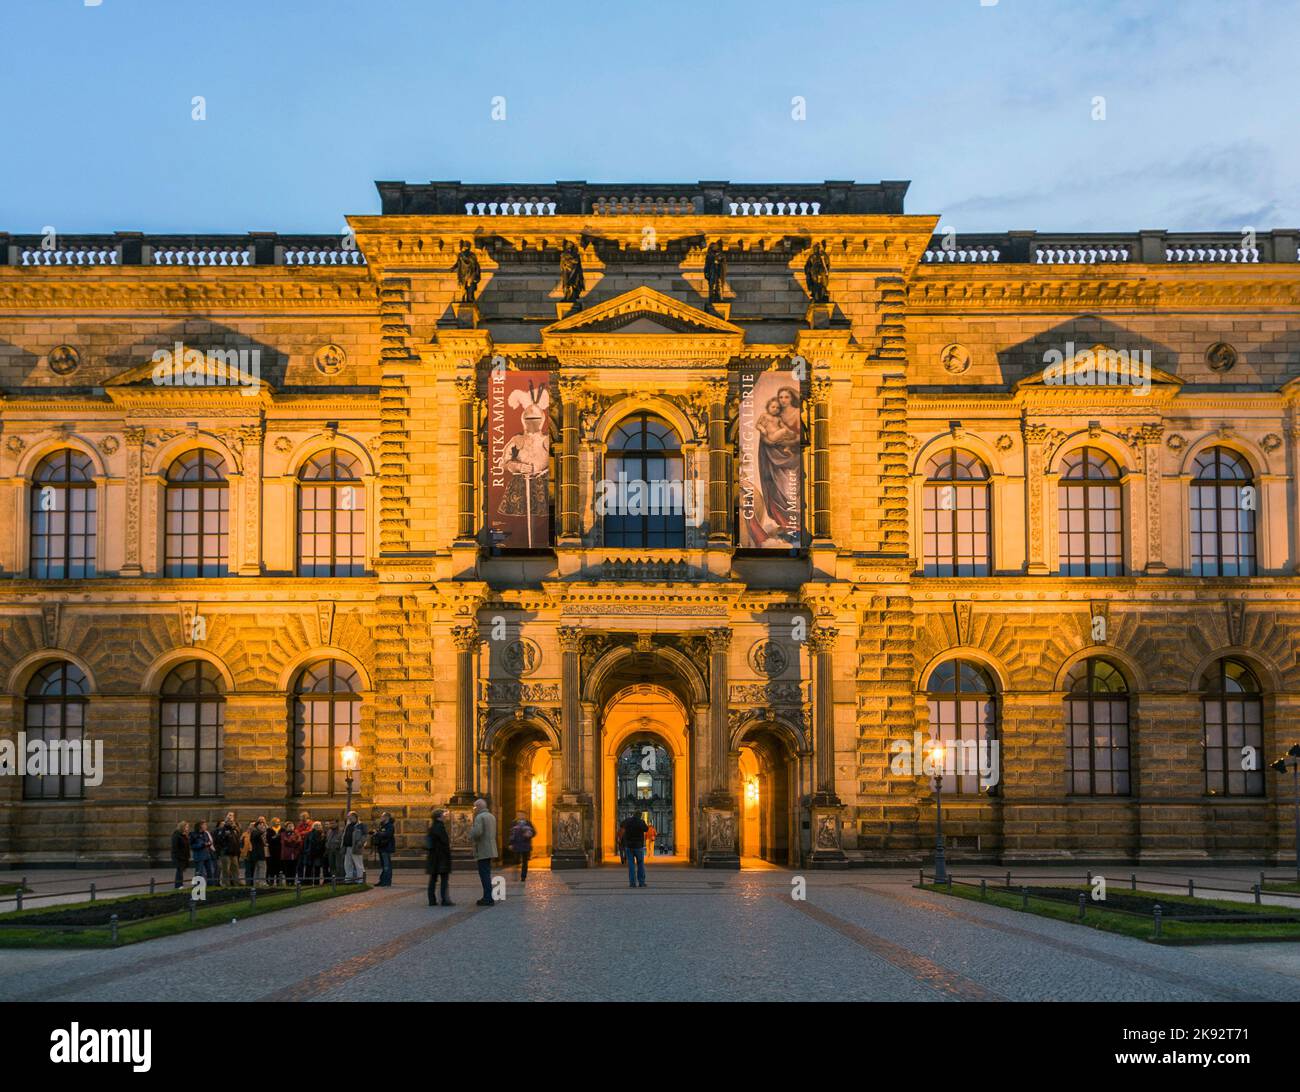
[1,0,1296,234]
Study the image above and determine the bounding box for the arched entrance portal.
[735,723,804,867]
[600,687,691,863]
[484,716,557,866]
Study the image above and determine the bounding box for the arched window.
[924,659,997,794]
[159,661,225,798]
[297,449,366,576]
[24,662,88,800]
[165,450,229,577]
[603,413,686,548]
[1064,659,1130,795]
[292,660,361,796]
[922,449,990,576]
[1201,658,1263,796]
[1191,447,1255,576]
[30,449,97,579]
[1058,447,1123,575]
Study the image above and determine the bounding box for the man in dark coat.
[426,809,453,907]
[171,820,191,889]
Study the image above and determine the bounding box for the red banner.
[488,370,552,549]
[738,369,804,548]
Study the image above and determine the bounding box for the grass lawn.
[0,883,29,897]
[0,882,368,948]
[1263,880,1300,894]
[918,881,1300,944]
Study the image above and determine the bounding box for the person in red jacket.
[279,821,302,884]
[294,811,313,882]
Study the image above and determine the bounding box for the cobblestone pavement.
[2,865,1299,1002]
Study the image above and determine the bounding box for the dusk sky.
[2,0,1297,234]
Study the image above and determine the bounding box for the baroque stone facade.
[1,180,1299,867]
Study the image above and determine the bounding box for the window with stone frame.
[164,450,230,577]
[159,660,225,798]
[29,449,97,579]
[297,449,366,576]
[1201,658,1264,797]
[1190,447,1256,577]
[1064,658,1130,795]
[1057,446,1123,576]
[602,412,686,548]
[924,659,997,794]
[292,660,361,796]
[922,448,991,576]
[23,662,89,800]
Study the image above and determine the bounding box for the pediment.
[542,286,742,336]
[1015,343,1181,394]
[105,343,275,407]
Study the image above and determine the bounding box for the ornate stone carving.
[557,625,585,653]
[274,436,292,454]
[807,625,838,654]
[454,240,481,303]
[47,345,80,375]
[451,624,481,652]
[940,343,971,374]
[502,638,541,677]
[316,601,335,646]
[1225,600,1246,646]
[1205,341,1237,372]
[1166,433,1187,452]
[41,603,60,647]
[1261,433,1283,453]
[98,436,119,455]
[995,434,1013,452]
[5,436,25,455]
[803,241,830,303]
[483,680,562,705]
[314,343,346,375]
[729,682,805,704]
[706,627,733,653]
[747,639,789,677]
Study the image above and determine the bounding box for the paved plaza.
[2,864,1300,1002]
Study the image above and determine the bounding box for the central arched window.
[297,449,366,576]
[1201,658,1263,796]
[165,450,229,577]
[603,413,686,548]
[1191,447,1255,576]
[292,660,362,796]
[1064,659,1130,795]
[159,661,225,798]
[922,449,990,576]
[30,449,97,579]
[1058,447,1123,575]
[24,662,88,800]
[923,659,997,794]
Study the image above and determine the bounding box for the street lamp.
[927,739,948,883]
[341,744,358,817]
[1268,743,1300,884]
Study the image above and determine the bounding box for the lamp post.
[341,744,358,818]
[1268,743,1300,884]
[927,740,948,883]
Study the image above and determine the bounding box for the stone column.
[450,623,480,803]
[809,373,832,541]
[558,376,583,540]
[122,427,145,576]
[706,377,730,541]
[237,424,263,576]
[455,374,477,541]
[1023,424,1051,574]
[552,624,591,868]
[809,625,840,797]
[1141,424,1167,573]
[701,627,739,869]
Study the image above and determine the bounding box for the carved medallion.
[747,639,789,677]
[48,345,80,375]
[98,436,120,456]
[940,343,971,374]
[1261,433,1282,453]
[503,637,541,677]
[1205,342,1237,372]
[1165,433,1187,452]
[314,343,346,375]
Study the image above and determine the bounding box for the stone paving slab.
[1,865,1298,1002]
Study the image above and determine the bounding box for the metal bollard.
[918,868,924,886]
[110,914,119,945]
[1078,893,1086,920]
[1021,885,1029,910]
[189,902,196,925]
[331,876,337,893]
[15,890,22,912]
[1086,870,1093,887]
[90,882,96,903]
[980,878,987,899]
[1253,884,1261,905]
[250,886,257,908]
[1153,904,1163,938]
[295,881,302,903]
[1005,870,1011,888]
[149,877,156,896]
[946,873,953,892]
[1188,878,1195,898]
[1131,873,1137,892]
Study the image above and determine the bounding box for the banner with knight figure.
[738,368,805,548]
[488,369,552,549]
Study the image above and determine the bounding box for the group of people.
[169,810,397,889]
[425,800,537,908]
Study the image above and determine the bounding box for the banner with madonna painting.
[738,368,804,548]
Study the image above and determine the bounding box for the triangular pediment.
[542,286,742,336]
[1015,343,1182,393]
[105,343,275,407]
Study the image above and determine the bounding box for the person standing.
[325,818,342,881]
[244,819,267,886]
[374,811,396,887]
[216,812,241,887]
[425,809,452,906]
[266,818,283,885]
[646,820,658,858]
[279,820,302,884]
[303,821,325,884]
[294,811,313,883]
[470,798,498,906]
[342,811,367,884]
[508,811,536,882]
[172,820,191,888]
[620,811,649,888]
[189,819,215,883]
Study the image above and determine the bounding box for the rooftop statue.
[560,240,585,307]
[804,240,830,304]
[703,240,728,305]
[454,240,481,303]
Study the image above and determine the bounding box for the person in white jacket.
[471,798,499,906]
